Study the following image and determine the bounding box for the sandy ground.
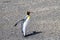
[0,0,60,40]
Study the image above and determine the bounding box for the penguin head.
[27,11,30,15]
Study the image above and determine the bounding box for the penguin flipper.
[14,19,25,27]
[14,22,18,26]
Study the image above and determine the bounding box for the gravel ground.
[0,0,60,40]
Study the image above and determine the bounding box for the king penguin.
[21,11,31,37]
[14,11,31,37]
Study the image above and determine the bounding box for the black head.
[27,11,30,15]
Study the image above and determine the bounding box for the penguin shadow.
[25,31,42,37]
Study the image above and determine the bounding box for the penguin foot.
[24,35,27,37]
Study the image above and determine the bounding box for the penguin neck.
[27,15,30,19]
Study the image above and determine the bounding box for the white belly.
[23,18,30,27]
